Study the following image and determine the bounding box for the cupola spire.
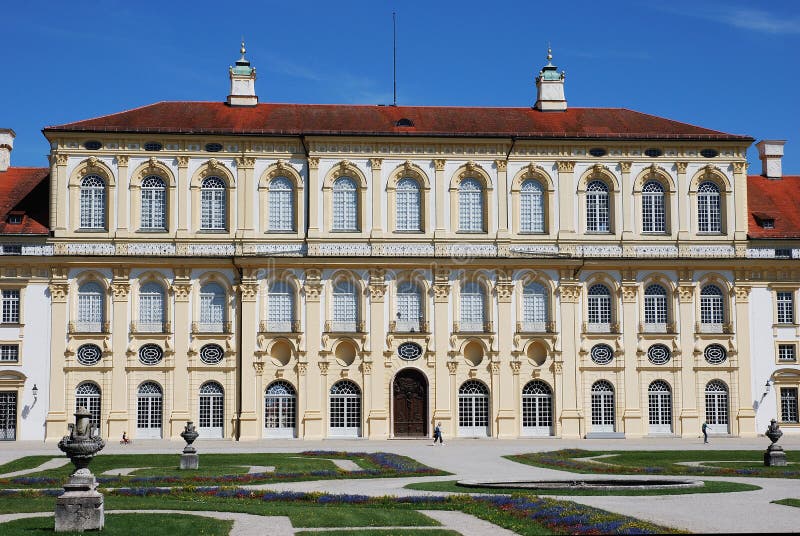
[227,40,258,107]
[534,45,567,112]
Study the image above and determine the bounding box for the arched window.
[80,175,106,229]
[329,380,361,437]
[697,182,721,233]
[396,178,421,231]
[521,380,552,436]
[458,380,489,437]
[332,177,358,231]
[590,380,615,433]
[199,382,224,438]
[138,282,165,332]
[75,383,101,431]
[700,284,725,329]
[648,380,672,434]
[269,177,294,231]
[265,381,297,437]
[520,180,545,233]
[267,280,294,332]
[522,281,548,331]
[77,282,104,332]
[396,280,422,332]
[199,282,226,332]
[200,177,226,230]
[705,380,729,433]
[458,178,484,232]
[332,279,358,331]
[136,382,163,439]
[644,284,668,330]
[141,175,166,230]
[587,284,612,329]
[641,181,665,233]
[460,281,485,331]
[586,180,610,233]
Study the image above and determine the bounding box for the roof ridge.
[44,101,170,130]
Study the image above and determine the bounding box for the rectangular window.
[0,345,19,362]
[778,344,797,362]
[777,291,795,324]
[775,249,792,259]
[644,295,668,325]
[781,388,799,424]
[1,290,20,324]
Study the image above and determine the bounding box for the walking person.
[433,422,443,445]
[702,421,709,444]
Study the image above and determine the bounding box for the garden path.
[0,457,69,478]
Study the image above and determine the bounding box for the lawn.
[0,451,446,488]
[0,513,231,536]
[507,449,800,478]
[773,498,800,508]
[405,479,761,496]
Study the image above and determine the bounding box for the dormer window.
[395,118,414,127]
[7,212,22,224]
[753,212,775,229]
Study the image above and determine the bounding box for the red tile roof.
[44,102,752,141]
[0,167,50,235]
[748,175,800,239]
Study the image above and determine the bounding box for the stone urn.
[764,419,787,466]
[55,407,105,532]
[179,421,200,470]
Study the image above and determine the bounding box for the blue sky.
[3,0,798,173]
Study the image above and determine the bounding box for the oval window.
[144,142,163,152]
[205,143,223,152]
[589,148,607,157]
[398,342,423,361]
[700,149,719,158]
[83,141,102,150]
[644,148,663,158]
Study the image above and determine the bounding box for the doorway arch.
[392,368,428,437]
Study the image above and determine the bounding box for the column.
[494,270,515,437]
[556,161,576,239]
[169,273,192,435]
[619,162,633,239]
[733,161,749,244]
[236,156,255,237]
[176,156,190,236]
[677,272,698,436]
[495,160,509,238]
[620,275,642,436]
[433,159,447,238]
[557,278,582,438]
[432,268,452,435]
[733,283,756,436]
[676,162,690,241]
[107,271,130,440]
[307,157,321,238]
[370,159,383,238]
[45,275,69,440]
[116,155,130,235]
[238,271,260,438]
[367,268,388,437]
[302,269,323,438]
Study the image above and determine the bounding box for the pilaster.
[307,157,321,238]
[367,268,388,437]
[676,162,690,240]
[302,269,323,437]
[556,276,582,437]
[495,159,510,238]
[494,269,515,437]
[432,268,452,434]
[619,162,634,239]
[733,161,749,242]
[168,272,192,433]
[116,155,130,233]
[620,272,642,436]
[176,156,189,236]
[52,154,69,235]
[45,273,69,440]
[370,159,383,238]
[733,282,756,436]
[677,271,698,435]
[238,271,260,438]
[108,269,130,440]
[433,159,447,238]
[236,156,255,236]
[556,161,576,239]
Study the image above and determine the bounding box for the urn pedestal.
[180,421,200,470]
[764,419,788,467]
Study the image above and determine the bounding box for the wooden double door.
[392,369,428,437]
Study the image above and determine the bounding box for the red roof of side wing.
[0,167,50,235]
[748,175,800,239]
[44,102,752,140]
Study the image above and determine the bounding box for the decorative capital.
[495,159,508,172]
[318,361,329,375]
[510,360,521,374]
[116,155,130,166]
[239,282,259,301]
[621,284,638,303]
[433,159,446,171]
[362,362,372,375]
[495,283,513,302]
[111,282,130,300]
[49,283,69,302]
[734,286,751,301]
[556,160,575,173]
[236,156,256,169]
[369,158,383,170]
[307,157,320,170]
[733,161,748,174]
[619,161,632,173]
[433,283,450,301]
[176,156,190,168]
[675,162,689,174]
[490,361,500,373]
[172,282,192,301]
[369,284,387,301]
[253,361,264,376]
[677,285,695,303]
[553,361,563,374]
[54,153,69,166]
[446,361,458,374]
[298,363,308,376]
[557,284,582,303]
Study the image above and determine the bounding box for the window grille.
[460,281,485,330]
[332,177,358,231]
[586,180,609,232]
[700,284,724,326]
[138,282,165,331]
[704,380,728,427]
[458,380,490,434]
[648,380,672,429]
[75,383,101,430]
[332,280,358,330]
[704,344,727,365]
[641,181,665,233]
[395,178,421,231]
[1,289,20,324]
[697,182,721,233]
[137,382,163,434]
[396,280,422,331]
[521,380,552,430]
[644,284,668,327]
[522,282,547,331]
[269,177,294,231]
[267,281,294,331]
[80,175,105,229]
[199,382,224,429]
[520,180,544,232]
[458,178,484,232]
[329,380,361,433]
[140,175,166,230]
[265,381,296,430]
[590,344,614,365]
[778,344,797,362]
[647,344,671,365]
[0,345,19,362]
[76,344,102,366]
[587,284,611,325]
[199,344,224,365]
[199,283,226,331]
[200,177,226,230]
[781,388,799,423]
[591,380,615,430]
[77,283,103,330]
[777,291,795,324]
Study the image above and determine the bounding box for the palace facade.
[1,49,799,442]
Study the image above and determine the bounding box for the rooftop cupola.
[0,128,14,172]
[755,140,786,179]
[227,41,258,106]
[534,46,567,112]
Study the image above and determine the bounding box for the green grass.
[405,479,761,495]
[295,531,461,536]
[506,449,800,478]
[0,513,232,535]
[773,498,800,508]
[0,456,60,475]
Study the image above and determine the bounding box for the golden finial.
[240,39,246,56]
[547,43,553,63]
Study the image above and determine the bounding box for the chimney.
[0,128,14,172]
[534,46,567,112]
[755,140,786,179]
[227,41,258,107]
